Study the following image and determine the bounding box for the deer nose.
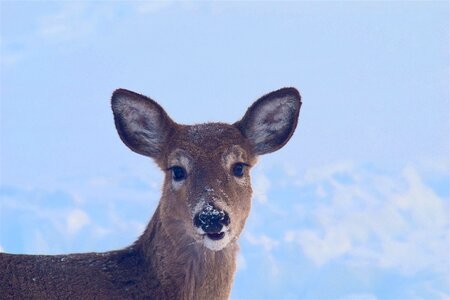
[193,204,230,233]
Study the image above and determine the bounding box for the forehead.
[168,123,250,157]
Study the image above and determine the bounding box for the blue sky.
[1,1,449,299]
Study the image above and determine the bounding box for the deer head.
[111,88,301,252]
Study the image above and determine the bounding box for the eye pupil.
[171,166,186,181]
[232,163,245,177]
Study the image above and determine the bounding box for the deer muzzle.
[193,203,230,240]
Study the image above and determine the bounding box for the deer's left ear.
[234,87,301,155]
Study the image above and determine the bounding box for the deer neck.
[136,205,238,299]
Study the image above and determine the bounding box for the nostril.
[220,212,230,226]
[193,213,202,228]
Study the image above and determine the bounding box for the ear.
[111,89,176,158]
[234,87,301,155]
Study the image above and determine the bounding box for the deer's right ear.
[111,89,175,158]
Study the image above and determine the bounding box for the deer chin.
[194,226,232,251]
[203,231,232,251]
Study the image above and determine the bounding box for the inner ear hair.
[111,89,176,159]
[234,87,301,155]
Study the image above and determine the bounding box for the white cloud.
[38,3,93,41]
[0,37,26,68]
[284,163,450,275]
[0,50,24,67]
[246,233,279,252]
[70,192,86,205]
[0,3,119,70]
[133,1,206,15]
[0,173,156,254]
[88,177,110,188]
[282,162,299,177]
[339,294,378,300]
[92,225,111,238]
[245,233,280,277]
[0,244,4,252]
[286,227,352,266]
[299,160,356,186]
[134,1,173,14]
[417,157,450,176]
[31,230,51,254]
[36,3,119,44]
[252,172,271,203]
[106,203,147,239]
[66,208,90,235]
[236,253,247,272]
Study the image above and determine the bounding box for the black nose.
[194,204,230,234]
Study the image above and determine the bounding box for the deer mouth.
[206,232,225,240]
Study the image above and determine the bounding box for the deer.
[0,87,301,299]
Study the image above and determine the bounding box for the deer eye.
[170,166,186,181]
[232,163,247,177]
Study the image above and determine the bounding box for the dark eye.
[170,166,186,181]
[232,163,246,177]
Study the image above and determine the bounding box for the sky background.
[1,1,449,299]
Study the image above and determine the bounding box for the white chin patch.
[203,232,231,251]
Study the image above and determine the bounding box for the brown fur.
[0,88,301,299]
